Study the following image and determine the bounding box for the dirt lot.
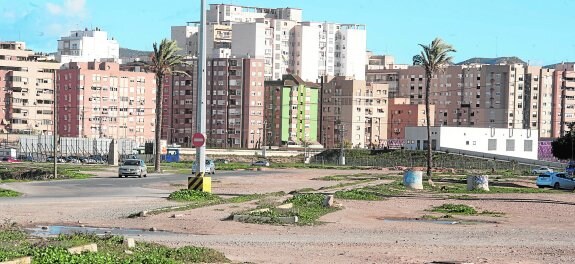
[4,168,575,263]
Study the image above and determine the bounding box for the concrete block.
[0,256,31,264]
[323,195,334,207]
[276,203,293,212]
[123,238,135,248]
[248,208,270,214]
[67,243,98,254]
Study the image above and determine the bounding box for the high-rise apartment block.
[264,75,320,146]
[0,42,60,134]
[366,61,575,140]
[171,4,366,82]
[57,61,156,143]
[163,58,265,148]
[321,76,388,148]
[56,28,120,63]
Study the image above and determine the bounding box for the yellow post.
[187,172,211,193]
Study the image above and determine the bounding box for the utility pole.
[53,71,58,178]
[195,0,207,175]
[262,120,267,157]
[339,123,346,165]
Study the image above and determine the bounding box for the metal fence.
[17,136,139,161]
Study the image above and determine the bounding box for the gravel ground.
[2,168,575,263]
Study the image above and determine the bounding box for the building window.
[524,140,533,152]
[506,139,515,151]
[488,139,497,151]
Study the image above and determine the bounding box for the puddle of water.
[383,219,459,225]
[27,225,174,237]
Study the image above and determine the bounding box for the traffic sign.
[192,133,205,148]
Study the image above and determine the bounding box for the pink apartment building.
[388,98,434,140]
[57,61,156,143]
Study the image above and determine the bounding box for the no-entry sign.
[192,133,205,148]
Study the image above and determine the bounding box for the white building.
[172,4,366,82]
[56,28,120,63]
[171,25,199,57]
[207,4,302,24]
[405,126,538,160]
[293,22,366,82]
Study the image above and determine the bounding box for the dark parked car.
[251,160,270,167]
[214,159,229,164]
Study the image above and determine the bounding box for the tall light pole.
[195,0,207,175]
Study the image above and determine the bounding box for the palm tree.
[150,39,187,173]
[412,38,456,186]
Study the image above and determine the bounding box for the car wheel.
[138,173,142,178]
[554,182,560,189]
[144,174,147,178]
[212,170,215,175]
[118,174,122,178]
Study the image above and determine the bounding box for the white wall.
[339,27,366,80]
[405,127,539,160]
[171,26,198,56]
[231,23,266,58]
[295,25,320,82]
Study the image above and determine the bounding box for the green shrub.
[168,189,221,202]
[335,189,380,201]
[431,203,477,215]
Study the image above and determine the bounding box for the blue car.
[536,172,575,190]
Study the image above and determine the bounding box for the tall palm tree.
[412,38,456,185]
[150,39,187,173]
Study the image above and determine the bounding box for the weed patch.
[431,204,477,215]
[168,190,222,202]
[0,229,229,263]
[0,188,19,197]
[334,189,381,201]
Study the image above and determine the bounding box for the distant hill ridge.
[120,48,152,58]
[456,57,526,65]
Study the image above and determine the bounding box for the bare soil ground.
[4,168,575,263]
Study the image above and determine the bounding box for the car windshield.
[123,160,140,166]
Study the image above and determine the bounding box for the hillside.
[120,48,152,58]
[456,57,526,65]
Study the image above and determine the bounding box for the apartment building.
[56,28,120,63]
[164,58,265,148]
[388,98,434,140]
[173,4,366,82]
[551,63,575,137]
[0,41,60,134]
[293,22,366,82]
[367,63,559,140]
[57,61,156,143]
[264,75,320,146]
[321,76,388,148]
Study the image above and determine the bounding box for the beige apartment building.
[552,63,575,137]
[0,42,60,134]
[388,98,434,140]
[321,76,388,148]
[367,63,557,139]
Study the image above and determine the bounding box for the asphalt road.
[1,169,281,199]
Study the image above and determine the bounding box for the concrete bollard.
[403,170,423,190]
[123,238,135,248]
[467,175,489,191]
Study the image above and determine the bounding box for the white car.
[192,159,216,175]
[118,159,147,178]
[532,167,553,174]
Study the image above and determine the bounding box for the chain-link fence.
[310,150,543,172]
